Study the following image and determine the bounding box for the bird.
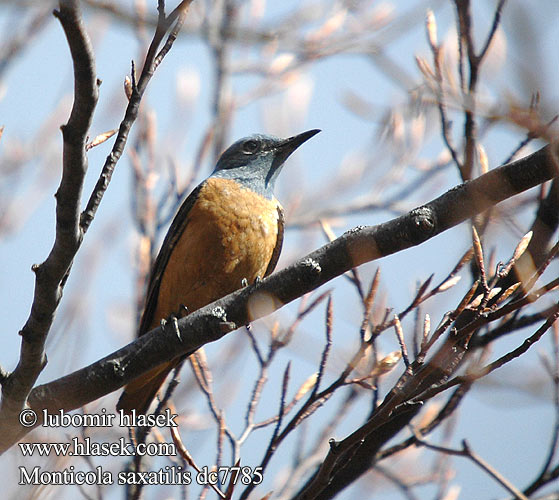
[117,129,320,415]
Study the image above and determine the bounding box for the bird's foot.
[177,304,189,318]
[241,276,262,288]
[161,314,181,340]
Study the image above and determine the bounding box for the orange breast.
[150,177,281,330]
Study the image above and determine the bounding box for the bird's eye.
[242,140,259,154]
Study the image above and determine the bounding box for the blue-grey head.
[212,129,320,198]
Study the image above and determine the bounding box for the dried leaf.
[471,226,484,269]
[454,280,479,316]
[468,287,501,309]
[494,282,521,306]
[294,373,318,402]
[487,287,502,301]
[393,315,409,366]
[468,293,484,309]
[124,75,133,100]
[437,275,461,292]
[454,247,475,274]
[86,129,117,151]
[441,484,461,500]
[421,313,431,349]
[415,55,435,80]
[512,231,533,262]
[351,379,377,390]
[426,9,438,49]
[307,9,347,42]
[471,226,487,286]
[269,53,295,75]
[375,351,402,375]
[478,143,489,174]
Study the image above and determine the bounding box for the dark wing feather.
[263,204,284,277]
[138,182,205,337]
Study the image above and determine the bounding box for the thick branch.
[0,0,99,417]
[0,0,191,443]
[0,141,556,453]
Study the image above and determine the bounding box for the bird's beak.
[271,129,321,171]
[266,129,320,188]
[276,129,321,160]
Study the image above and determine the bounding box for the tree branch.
[79,0,193,232]
[412,434,529,500]
[0,0,99,418]
[0,141,556,453]
[0,0,192,446]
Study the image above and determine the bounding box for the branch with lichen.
[0,140,554,453]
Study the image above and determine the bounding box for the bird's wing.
[138,182,205,337]
[264,204,284,277]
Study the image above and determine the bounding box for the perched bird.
[117,129,320,415]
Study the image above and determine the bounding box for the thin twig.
[394,315,410,368]
[311,296,333,399]
[414,301,559,402]
[412,430,528,500]
[80,0,193,233]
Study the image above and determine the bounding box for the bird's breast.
[152,177,282,326]
[196,177,281,266]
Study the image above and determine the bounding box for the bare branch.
[415,301,559,402]
[1,0,99,418]
[412,431,528,500]
[0,141,550,452]
[79,0,193,233]
[0,0,193,450]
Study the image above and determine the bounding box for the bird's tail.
[116,361,177,416]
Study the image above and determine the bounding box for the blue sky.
[1,1,558,499]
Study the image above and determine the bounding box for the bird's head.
[212,129,320,198]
